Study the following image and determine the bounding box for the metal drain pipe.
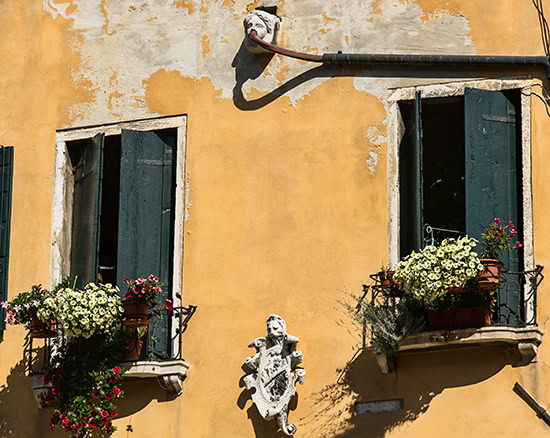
[247,31,550,79]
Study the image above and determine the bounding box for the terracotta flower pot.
[426,307,492,330]
[378,271,402,296]
[122,337,144,361]
[122,301,150,327]
[477,259,504,290]
[29,310,55,338]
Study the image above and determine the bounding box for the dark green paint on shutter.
[70,133,104,286]
[399,94,425,256]
[465,88,521,325]
[0,147,13,330]
[117,129,176,359]
[415,91,425,249]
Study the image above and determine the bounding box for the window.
[51,116,187,357]
[388,80,535,326]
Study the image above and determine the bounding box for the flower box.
[426,306,492,330]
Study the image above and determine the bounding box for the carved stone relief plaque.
[244,315,305,435]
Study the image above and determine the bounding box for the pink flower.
[0,301,7,308]
[113,387,121,395]
[515,241,523,248]
[100,410,109,419]
[494,218,501,224]
[509,221,514,227]
[148,274,158,282]
[112,366,121,374]
[511,229,517,235]
[165,299,174,311]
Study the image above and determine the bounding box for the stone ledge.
[376,326,543,374]
[121,359,190,397]
[30,359,190,408]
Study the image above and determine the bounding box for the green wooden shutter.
[117,130,176,358]
[0,147,13,330]
[414,91,425,249]
[70,134,104,286]
[465,88,520,325]
[399,92,424,256]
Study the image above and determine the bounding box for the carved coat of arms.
[244,315,305,435]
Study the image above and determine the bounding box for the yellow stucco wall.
[1,1,550,437]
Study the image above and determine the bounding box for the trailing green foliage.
[44,330,126,437]
[340,293,426,356]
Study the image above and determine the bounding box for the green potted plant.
[1,284,55,337]
[39,282,123,338]
[376,264,402,296]
[44,330,126,437]
[479,218,521,290]
[393,236,484,302]
[121,274,163,327]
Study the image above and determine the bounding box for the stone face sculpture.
[244,315,305,435]
[243,10,281,54]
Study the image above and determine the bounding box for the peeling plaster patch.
[185,179,193,222]
[246,1,260,12]
[43,0,76,19]
[99,0,117,36]
[275,65,291,85]
[43,0,475,125]
[367,126,387,147]
[174,0,196,14]
[201,35,211,55]
[366,151,379,176]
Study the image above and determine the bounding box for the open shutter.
[399,92,424,257]
[414,91,424,249]
[465,88,521,325]
[0,147,13,330]
[399,92,424,256]
[117,130,176,358]
[70,134,104,286]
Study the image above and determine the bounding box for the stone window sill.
[120,359,190,397]
[31,359,190,408]
[375,326,543,373]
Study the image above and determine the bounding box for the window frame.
[387,78,535,323]
[50,115,188,353]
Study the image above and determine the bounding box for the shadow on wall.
[237,364,300,438]
[297,347,510,438]
[231,42,544,112]
[0,352,173,437]
[0,359,46,437]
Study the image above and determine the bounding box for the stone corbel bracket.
[30,359,190,409]
[122,359,190,397]
[375,326,544,374]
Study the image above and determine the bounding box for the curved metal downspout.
[247,30,550,79]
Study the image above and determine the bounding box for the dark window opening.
[398,88,524,326]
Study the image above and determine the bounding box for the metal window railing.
[25,304,197,376]
[360,265,543,330]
